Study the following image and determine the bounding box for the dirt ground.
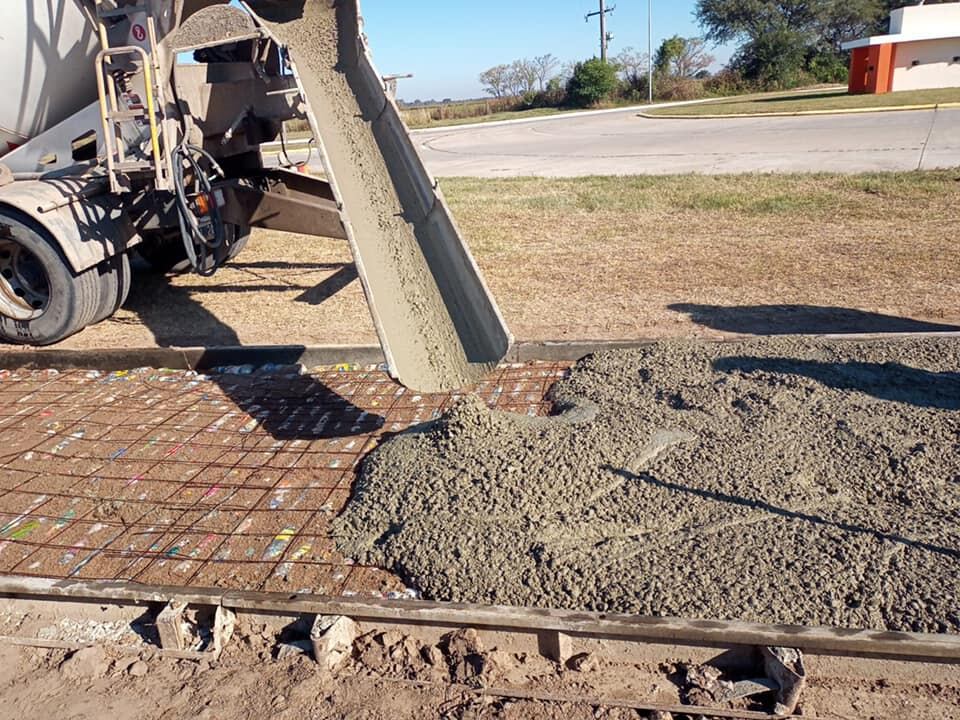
[1,622,958,720]
[52,171,960,351]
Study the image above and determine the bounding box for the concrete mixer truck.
[0,0,510,392]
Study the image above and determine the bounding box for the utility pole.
[585,1,616,63]
[647,0,653,103]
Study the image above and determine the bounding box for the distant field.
[400,98,522,129]
[644,86,960,117]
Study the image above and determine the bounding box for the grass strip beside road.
[643,87,960,117]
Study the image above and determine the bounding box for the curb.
[3,332,960,372]
[0,342,653,372]
[0,345,386,372]
[638,101,960,120]
[262,100,710,145]
[406,101,695,135]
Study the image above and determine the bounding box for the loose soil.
[248,0,503,392]
[335,336,960,634]
[1,620,957,720]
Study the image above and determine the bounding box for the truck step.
[114,160,155,173]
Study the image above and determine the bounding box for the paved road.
[267,106,960,177]
[409,106,960,177]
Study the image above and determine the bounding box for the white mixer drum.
[0,1,100,156]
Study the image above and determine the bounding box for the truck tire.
[92,251,132,325]
[0,206,101,345]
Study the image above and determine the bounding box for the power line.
[584,1,616,63]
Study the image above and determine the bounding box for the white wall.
[891,3,960,35]
[892,38,960,91]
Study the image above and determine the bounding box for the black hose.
[173,142,226,277]
[280,124,314,168]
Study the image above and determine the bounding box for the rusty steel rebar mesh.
[0,362,565,593]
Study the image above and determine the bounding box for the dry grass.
[645,87,960,116]
[63,171,960,350]
[443,172,960,340]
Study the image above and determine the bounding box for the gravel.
[334,336,960,633]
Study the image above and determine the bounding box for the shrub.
[567,58,619,107]
[521,83,568,109]
[807,51,849,84]
[703,69,755,97]
[654,76,707,102]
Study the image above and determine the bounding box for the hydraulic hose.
[173,142,227,277]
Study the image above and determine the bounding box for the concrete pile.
[335,337,960,633]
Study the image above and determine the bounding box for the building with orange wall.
[841,2,960,94]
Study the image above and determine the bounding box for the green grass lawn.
[644,86,960,117]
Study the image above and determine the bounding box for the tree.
[558,61,577,85]
[732,26,810,87]
[479,64,511,98]
[532,54,560,91]
[567,58,619,107]
[614,46,650,87]
[695,0,885,86]
[654,36,715,78]
[508,58,539,97]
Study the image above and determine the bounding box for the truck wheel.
[0,207,101,345]
[92,252,132,325]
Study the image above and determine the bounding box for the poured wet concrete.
[335,336,960,633]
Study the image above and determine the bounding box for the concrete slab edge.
[3,332,960,372]
[638,101,960,121]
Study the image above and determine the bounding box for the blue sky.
[359,1,735,102]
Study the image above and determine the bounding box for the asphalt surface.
[269,106,960,176]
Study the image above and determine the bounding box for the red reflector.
[195,193,211,215]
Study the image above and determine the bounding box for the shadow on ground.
[122,258,358,346]
[714,356,960,410]
[669,304,960,336]
[754,90,847,105]
[123,262,380,441]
